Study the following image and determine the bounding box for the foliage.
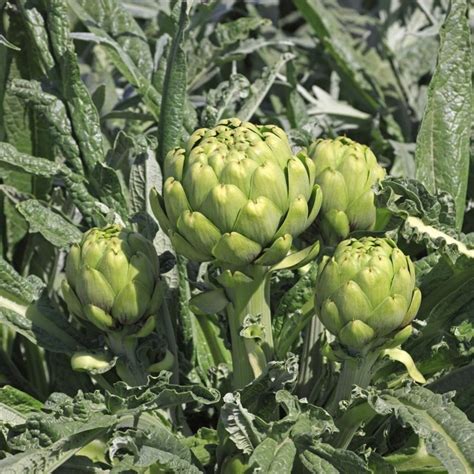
[0,0,472,472]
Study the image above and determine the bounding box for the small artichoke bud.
[315,237,421,353]
[307,137,386,245]
[71,351,112,372]
[150,118,323,268]
[62,225,161,333]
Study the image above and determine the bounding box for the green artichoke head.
[151,118,322,268]
[61,225,162,333]
[315,237,421,353]
[307,137,385,245]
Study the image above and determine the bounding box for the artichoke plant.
[315,236,421,353]
[150,118,322,268]
[62,225,162,333]
[307,137,385,245]
[151,118,322,388]
[62,225,165,385]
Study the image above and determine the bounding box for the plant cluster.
[0,1,472,473]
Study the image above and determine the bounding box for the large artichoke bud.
[150,118,322,268]
[62,225,161,334]
[315,237,421,353]
[307,137,385,245]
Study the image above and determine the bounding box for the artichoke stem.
[107,333,148,386]
[225,266,273,389]
[328,351,379,414]
[327,350,381,448]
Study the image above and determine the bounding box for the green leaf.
[67,1,161,120]
[219,392,265,455]
[201,74,250,127]
[274,263,318,359]
[16,0,56,77]
[183,427,218,469]
[74,0,153,79]
[108,426,201,474]
[0,425,110,472]
[240,356,299,421]
[365,385,474,473]
[16,199,81,248]
[3,389,115,472]
[105,372,220,415]
[237,52,294,122]
[0,142,59,177]
[415,0,472,230]
[157,0,188,164]
[249,437,296,473]
[9,79,84,174]
[46,0,104,173]
[0,385,42,425]
[0,256,87,354]
[215,17,270,47]
[293,0,380,112]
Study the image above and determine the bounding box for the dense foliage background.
[0,0,472,472]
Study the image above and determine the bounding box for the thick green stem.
[328,351,381,448]
[225,266,272,389]
[107,333,148,386]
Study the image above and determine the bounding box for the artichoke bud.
[321,210,350,243]
[96,247,129,294]
[150,118,321,268]
[65,244,81,288]
[183,163,219,210]
[81,238,108,268]
[61,280,84,319]
[164,147,185,180]
[76,267,115,311]
[287,157,311,201]
[339,320,376,350]
[63,225,162,334]
[84,304,114,331]
[112,282,150,325]
[163,178,191,229]
[316,237,421,353]
[233,197,281,246]
[177,211,221,256]
[307,137,385,244]
[71,351,112,373]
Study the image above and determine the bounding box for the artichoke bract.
[62,225,162,333]
[315,237,421,353]
[307,137,385,245]
[151,118,322,268]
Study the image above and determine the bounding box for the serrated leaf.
[274,263,318,359]
[215,17,270,47]
[68,1,161,120]
[74,0,153,79]
[415,0,472,230]
[249,437,296,473]
[157,0,187,164]
[46,0,104,173]
[365,385,474,473]
[109,426,200,474]
[16,199,81,248]
[9,79,84,174]
[237,53,295,121]
[0,142,61,177]
[220,392,265,455]
[0,386,42,425]
[105,373,220,415]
